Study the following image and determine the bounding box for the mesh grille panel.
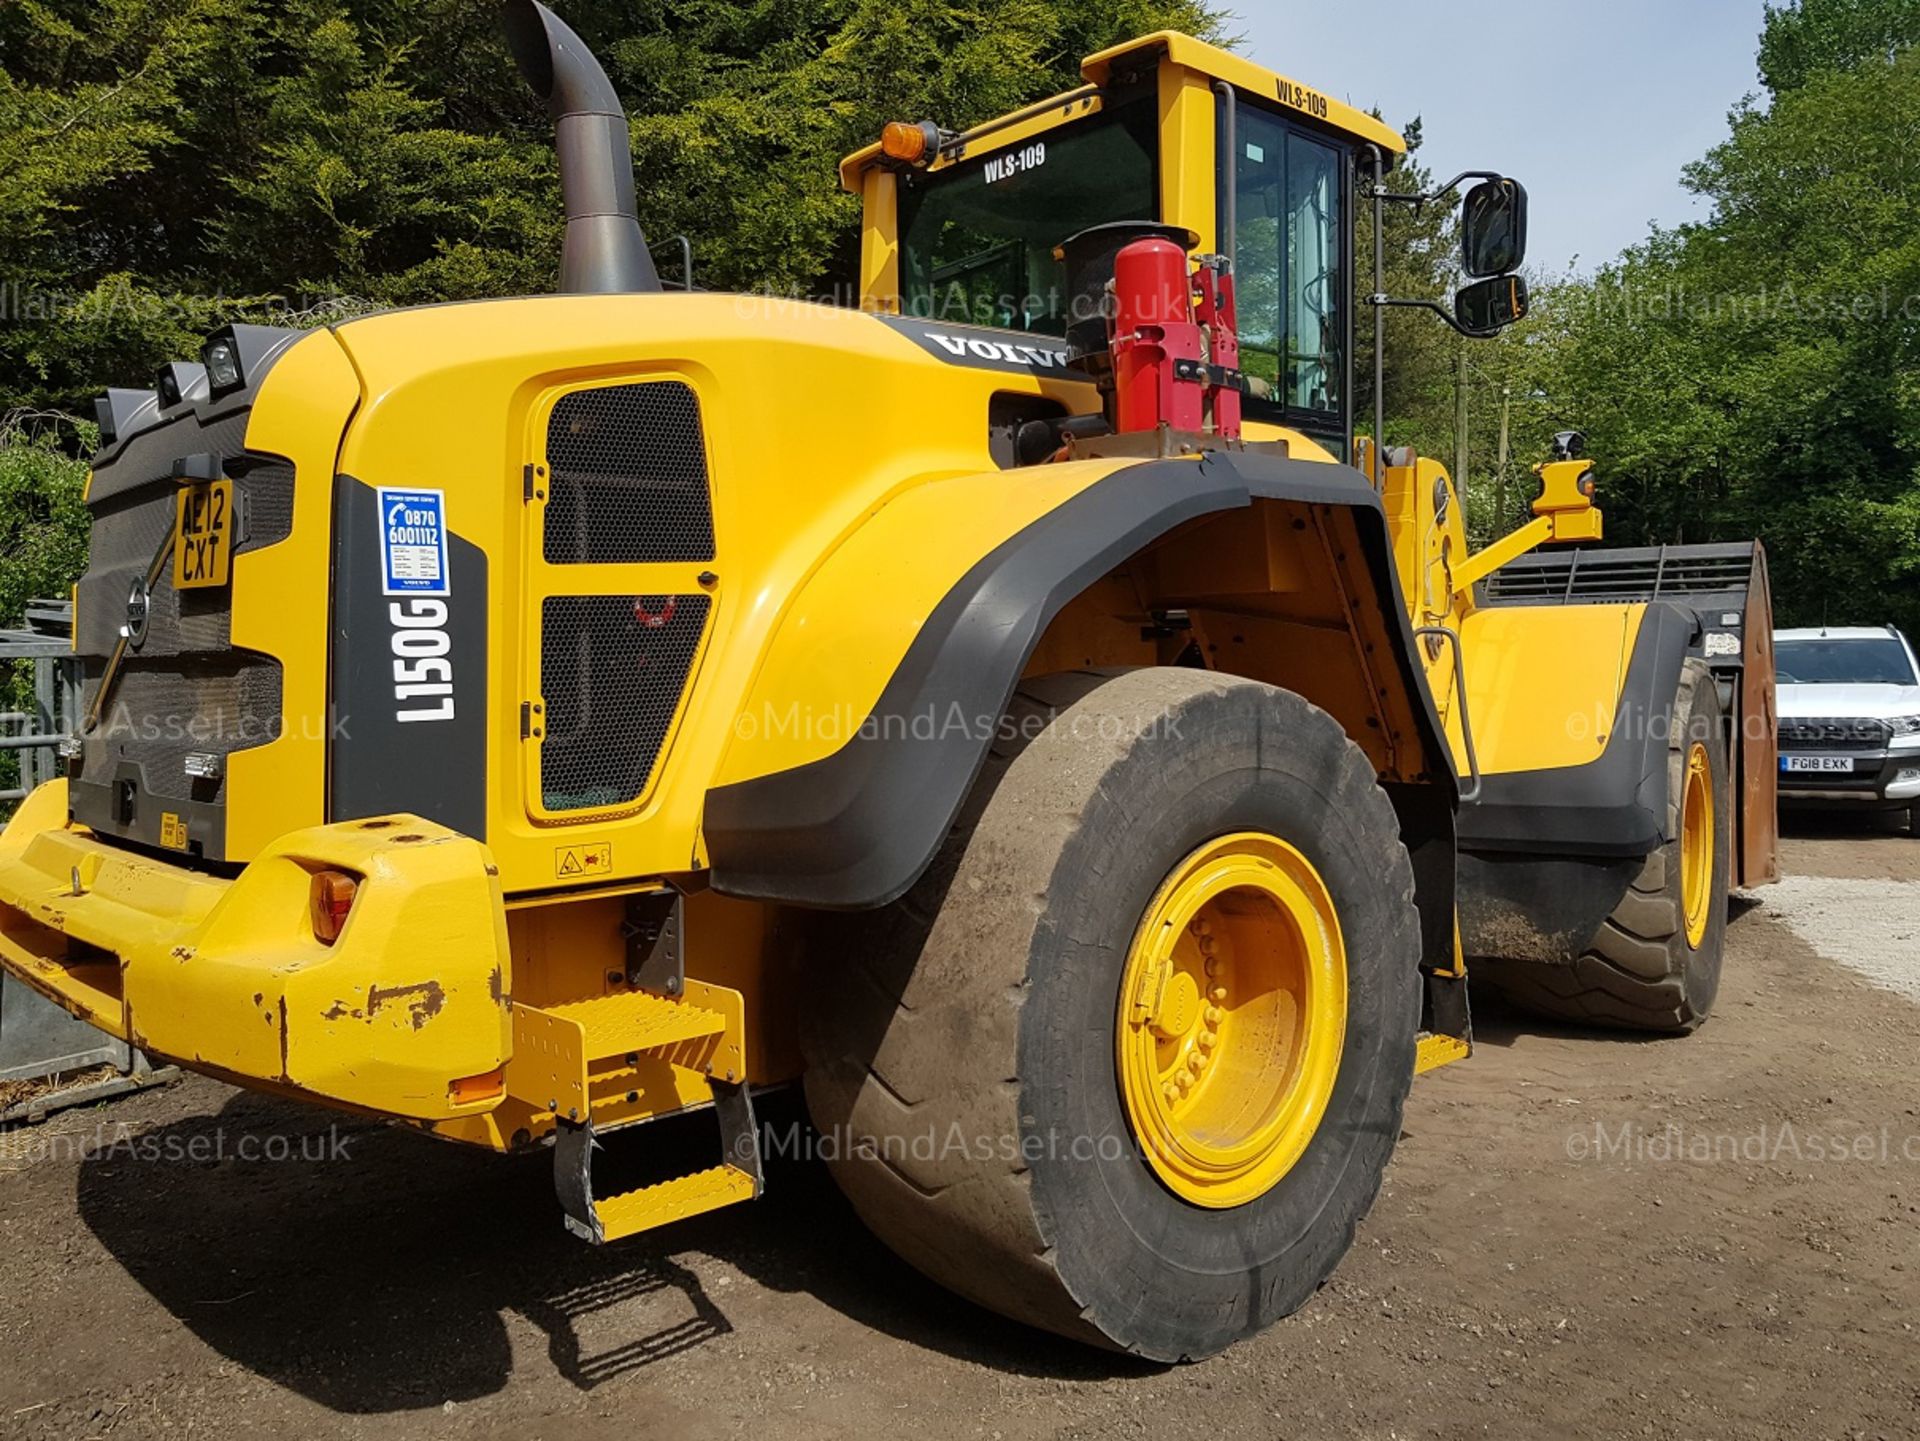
[540,594,710,812]
[78,657,283,804]
[544,381,714,564]
[238,456,296,551]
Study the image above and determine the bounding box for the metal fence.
[1,598,81,806]
[0,598,175,1121]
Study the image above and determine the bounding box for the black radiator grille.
[539,594,710,812]
[78,658,284,804]
[543,381,715,564]
[1778,718,1892,752]
[72,407,291,844]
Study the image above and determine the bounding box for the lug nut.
[1205,1006,1223,1025]
[1197,1031,1216,1051]
[1189,1051,1207,1073]
[1209,987,1227,1003]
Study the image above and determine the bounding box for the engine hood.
[1777,682,1920,721]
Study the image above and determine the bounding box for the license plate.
[174,478,234,590]
[1781,755,1854,774]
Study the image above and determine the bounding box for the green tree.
[1542,26,1920,632]
[0,413,91,799]
[1352,118,1564,544]
[0,0,1224,415]
[1758,0,1920,93]
[1354,117,1461,464]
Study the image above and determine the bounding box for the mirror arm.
[1369,293,1497,340]
[1421,169,1506,204]
[1372,169,1506,213]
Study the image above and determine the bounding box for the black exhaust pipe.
[502,0,660,294]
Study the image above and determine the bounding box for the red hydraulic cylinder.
[1108,237,1206,434]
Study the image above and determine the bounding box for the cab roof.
[838,30,1405,192]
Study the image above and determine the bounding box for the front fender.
[704,450,1455,908]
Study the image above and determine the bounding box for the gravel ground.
[1,814,1917,1440]
[1761,874,1920,1001]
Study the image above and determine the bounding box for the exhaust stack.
[502,0,660,294]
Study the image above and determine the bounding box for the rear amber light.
[449,1067,505,1105]
[309,869,359,945]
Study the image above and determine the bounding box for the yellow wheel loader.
[0,2,1775,1361]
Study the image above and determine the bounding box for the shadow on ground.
[1778,807,1912,840]
[74,1087,1140,1413]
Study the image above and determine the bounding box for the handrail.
[1413,624,1482,803]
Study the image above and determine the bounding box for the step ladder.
[508,988,762,1243]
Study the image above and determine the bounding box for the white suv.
[1774,626,1920,831]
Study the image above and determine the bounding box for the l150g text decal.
[390,597,456,723]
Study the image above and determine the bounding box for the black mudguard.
[1455,600,1699,963]
[704,450,1458,910]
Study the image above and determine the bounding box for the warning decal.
[554,843,613,880]
[378,487,450,597]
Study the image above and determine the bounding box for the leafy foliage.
[0,0,1223,414]
[0,412,91,798]
[1758,0,1920,94]
[1538,19,1920,631]
[1354,119,1460,457]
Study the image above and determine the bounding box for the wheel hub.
[1680,741,1714,949]
[1117,832,1348,1209]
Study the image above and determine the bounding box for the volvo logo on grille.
[124,577,151,648]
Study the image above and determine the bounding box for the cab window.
[898,97,1158,334]
[1226,103,1348,440]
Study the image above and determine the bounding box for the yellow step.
[542,989,725,1061]
[1415,1031,1471,1074]
[508,990,727,1117]
[592,1162,759,1240]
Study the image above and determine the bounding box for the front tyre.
[800,668,1423,1361]
[1475,658,1731,1032]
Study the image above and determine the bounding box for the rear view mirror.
[1461,178,1528,277]
[1455,274,1529,335]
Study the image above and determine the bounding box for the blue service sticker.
[377,487,450,597]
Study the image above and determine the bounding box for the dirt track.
[3,817,1918,1440]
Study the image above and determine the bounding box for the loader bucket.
[1478,541,1778,887]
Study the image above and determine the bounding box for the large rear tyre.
[1474,658,1730,1033]
[799,668,1422,1361]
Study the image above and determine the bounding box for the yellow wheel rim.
[1680,742,1714,950]
[1116,832,1348,1210]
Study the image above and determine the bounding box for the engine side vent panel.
[1480,543,1759,606]
[539,594,711,813]
[543,381,715,564]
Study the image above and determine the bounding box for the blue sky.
[1233,0,1773,274]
